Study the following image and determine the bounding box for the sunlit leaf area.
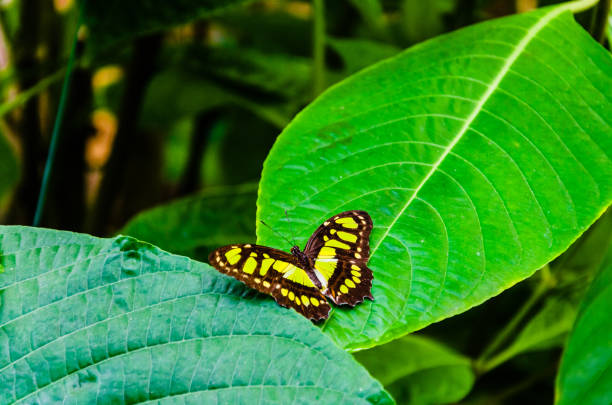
[0,0,610,403]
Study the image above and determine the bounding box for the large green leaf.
[257,5,612,350]
[121,183,257,261]
[555,239,612,405]
[0,226,393,404]
[355,335,474,404]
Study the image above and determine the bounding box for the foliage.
[1,0,611,404]
[0,226,392,404]
[258,4,612,351]
[555,237,612,405]
[355,335,474,405]
[121,183,257,261]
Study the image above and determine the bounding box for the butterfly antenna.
[259,220,295,248]
[284,209,298,246]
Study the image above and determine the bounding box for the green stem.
[564,0,600,14]
[0,69,65,117]
[588,0,611,43]
[33,2,85,226]
[312,0,325,97]
[474,265,553,374]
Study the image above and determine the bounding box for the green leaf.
[484,295,577,372]
[141,69,292,130]
[84,0,253,53]
[399,0,457,44]
[179,46,312,100]
[555,240,612,405]
[258,5,612,351]
[0,226,393,404]
[355,335,474,404]
[121,183,257,261]
[346,0,390,40]
[327,38,401,75]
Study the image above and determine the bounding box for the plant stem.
[474,265,554,374]
[312,0,325,97]
[0,68,65,118]
[588,0,611,43]
[565,0,600,14]
[33,2,85,227]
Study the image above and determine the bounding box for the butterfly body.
[289,246,323,289]
[209,210,374,321]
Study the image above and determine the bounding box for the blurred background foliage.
[0,0,610,404]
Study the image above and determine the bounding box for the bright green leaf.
[258,6,612,350]
[120,183,257,262]
[355,335,474,405]
[555,240,612,405]
[84,0,253,53]
[0,226,393,404]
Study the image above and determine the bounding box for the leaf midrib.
[369,6,566,258]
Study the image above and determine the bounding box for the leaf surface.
[0,226,392,404]
[355,335,474,404]
[257,6,612,350]
[555,239,612,405]
[121,184,257,261]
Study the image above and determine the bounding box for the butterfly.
[208,210,374,321]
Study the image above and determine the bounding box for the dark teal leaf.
[0,226,393,404]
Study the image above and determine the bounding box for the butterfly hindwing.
[305,210,374,306]
[208,244,331,320]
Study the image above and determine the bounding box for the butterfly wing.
[208,244,331,321]
[304,210,374,306]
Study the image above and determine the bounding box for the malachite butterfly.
[209,210,374,320]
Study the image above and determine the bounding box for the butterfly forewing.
[305,210,374,306]
[208,244,331,320]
